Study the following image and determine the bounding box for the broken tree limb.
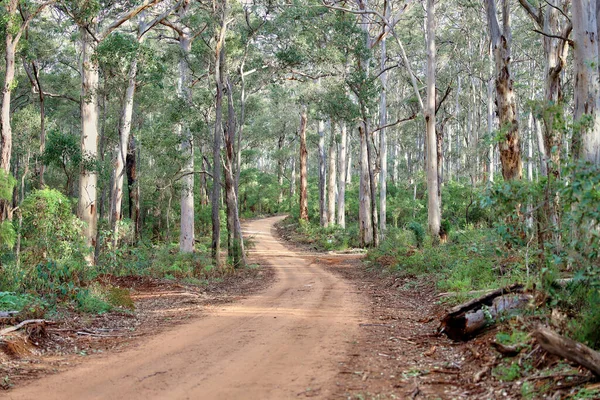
[0,319,54,336]
[533,326,600,377]
[440,284,530,340]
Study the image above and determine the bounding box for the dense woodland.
[1,0,600,394]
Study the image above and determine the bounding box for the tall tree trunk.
[378,0,390,240]
[178,31,195,253]
[486,0,523,180]
[426,0,440,239]
[527,112,534,181]
[225,78,246,267]
[78,23,100,261]
[298,107,309,222]
[366,128,379,247]
[359,125,373,246]
[572,0,600,163]
[212,21,226,265]
[0,1,20,223]
[327,122,336,226]
[277,132,285,205]
[111,51,139,248]
[318,119,327,227]
[487,60,495,182]
[337,123,347,228]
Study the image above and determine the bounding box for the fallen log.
[440,284,530,341]
[533,326,600,377]
[0,319,54,336]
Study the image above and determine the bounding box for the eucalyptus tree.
[59,0,164,261]
[107,1,180,248]
[159,0,200,254]
[485,0,523,180]
[1,0,53,222]
[424,0,440,239]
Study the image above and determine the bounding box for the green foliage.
[570,289,600,349]
[20,189,89,266]
[492,362,521,382]
[496,329,529,346]
[76,288,112,314]
[407,222,425,249]
[0,292,37,312]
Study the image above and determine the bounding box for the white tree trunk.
[359,125,373,246]
[337,123,347,228]
[179,34,194,253]
[78,24,100,260]
[379,25,388,240]
[327,124,336,226]
[111,52,139,247]
[425,0,440,239]
[573,0,600,163]
[535,116,548,177]
[318,119,327,227]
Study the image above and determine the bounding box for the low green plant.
[76,288,112,314]
[492,362,521,382]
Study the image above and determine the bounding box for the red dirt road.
[7,216,362,399]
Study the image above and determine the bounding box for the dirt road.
[8,216,362,400]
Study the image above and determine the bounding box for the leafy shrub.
[76,289,112,314]
[20,189,89,267]
[408,221,425,248]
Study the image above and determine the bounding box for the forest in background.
[1,0,600,394]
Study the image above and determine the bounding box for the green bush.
[20,189,89,267]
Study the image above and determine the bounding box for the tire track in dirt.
[8,216,363,400]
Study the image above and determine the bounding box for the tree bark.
[337,124,347,228]
[110,52,139,248]
[359,125,373,247]
[572,0,600,163]
[225,78,246,267]
[298,107,309,222]
[318,119,327,227]
[486,0,523,180]
[534,326,600,377]
[178,30,195,253]
[0,0,20,223]
[212,15,226,265]
[378,0,390,240]
[327,122,336,226]
[78,23,100,261]
[426,0,440,239]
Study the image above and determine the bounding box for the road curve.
[8,216,362,399]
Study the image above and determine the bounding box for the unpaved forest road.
[8,216,362,400]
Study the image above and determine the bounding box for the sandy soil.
[7,216,364,400]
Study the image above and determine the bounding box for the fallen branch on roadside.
[533,326,600,377]
[0,319,55,336]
